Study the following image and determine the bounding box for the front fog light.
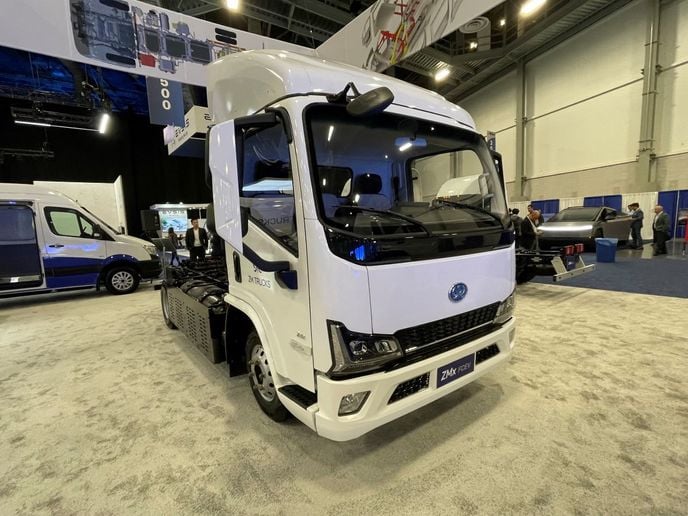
[338,391,370,416]
[494,292,515,324]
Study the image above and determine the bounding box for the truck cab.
[207,50,516,441]
[0,183,161,297]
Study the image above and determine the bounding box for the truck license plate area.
[437,354,475,388]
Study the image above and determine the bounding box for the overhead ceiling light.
[434,68,451,82]
[225,0,239,10]
[469,41,478,50]
[399,142,412,152]
[520,0,547,16]
[98,112,110,135]
[499,18,506,27]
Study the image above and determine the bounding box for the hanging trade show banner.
[146,77,185,127]
[0,0,312,87]
[317,0,502,72]
[165,105,211,157]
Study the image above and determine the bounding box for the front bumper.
[138,257,162,279]
[313,318,516,441]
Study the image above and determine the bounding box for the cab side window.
[239,119,297,254]
[45,208,95,239]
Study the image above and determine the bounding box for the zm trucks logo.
[448,282,468,302]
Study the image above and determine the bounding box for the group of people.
[628,203,673,256]
[167,218,210,265]
[509,202,676,256]
[510,204,544,251]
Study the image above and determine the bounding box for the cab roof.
[207,50,476,130]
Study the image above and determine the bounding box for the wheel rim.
[248,343,275,402]
[111,270,134,291]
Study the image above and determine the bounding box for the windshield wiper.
[337,205,432,237]
[431,199,504,227]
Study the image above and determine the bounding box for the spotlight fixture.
[11,106,101,132]
[499,18,506,27]
[434,68,451,82]
[225,0,239,10]
[98,112,111,134]
[520,0,547,16]
[469,41,478,50]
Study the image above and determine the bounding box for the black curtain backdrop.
[0,100,209,236]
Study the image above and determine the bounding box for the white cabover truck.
[165,49,516,441]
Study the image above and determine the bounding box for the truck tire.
[105,267,139,295]
[246,331,289,422]
[160,285,177,329]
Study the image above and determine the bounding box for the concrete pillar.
[513,59,528,201]
[635,0,661,192]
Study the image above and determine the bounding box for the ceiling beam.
[283,0,352,25]
[446,0,636,101]
[242,4,331,43]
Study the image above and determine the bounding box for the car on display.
[537,206,633,249]
[0,183,161,297]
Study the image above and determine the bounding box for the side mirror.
[605,211,617,220]
[93,225,103,239]
[346,87,394,117]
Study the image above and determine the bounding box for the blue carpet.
[531,249,688,298]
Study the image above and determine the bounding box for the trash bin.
[595,238,619,263]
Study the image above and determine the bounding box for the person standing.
[527,204,544,226]
[511,208,523,246]
[167,227,182,265]
[520,211,542,251]
[629,202,644,249]
[652,205,670,256]
[185,218,208,261]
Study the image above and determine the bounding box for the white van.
[0,183,161,297]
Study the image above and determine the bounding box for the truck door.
[41,206,107,288]
[0,202,44,291]
[210,111,314,390]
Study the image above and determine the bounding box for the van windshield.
[304,103,511,264]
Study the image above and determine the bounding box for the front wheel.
[246,331,289,422]
[105,267,139,295]
[160,285,177,329]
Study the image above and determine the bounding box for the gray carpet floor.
[0,284,686,515]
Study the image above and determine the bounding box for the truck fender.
[224,299,280,383]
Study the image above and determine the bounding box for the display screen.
[159,209,187,232]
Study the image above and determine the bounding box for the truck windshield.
[304,103,511,264]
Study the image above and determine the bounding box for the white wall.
[460,71,518,183]
[455,0,688,202]
[34,179,126,231]
[655,0,688,157]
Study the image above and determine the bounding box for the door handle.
[48,244,64,248]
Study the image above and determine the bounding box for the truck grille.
[395,303,500,354]
[389,373,430,404]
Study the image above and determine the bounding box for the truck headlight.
[494,291,515,324]
[144,244,158,256]
[328,321,402,375]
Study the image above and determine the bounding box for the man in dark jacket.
[628,203,644,249]
[652,205,671,256]
[185,219,208,261]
